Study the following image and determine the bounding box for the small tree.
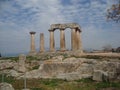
[107,0,120,22]
[116,47,120,53]
[0,53,1,57]
[102,45,112,52]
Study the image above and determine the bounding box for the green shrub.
[27,56,38,60]
[0,74,15,83]
[81,55,102,59]
[40,79,59,87]
[31,88,43,90]
[0,57,18,61]
[32,65,40,70]
[76,78,94,83]
[95,82,120,89]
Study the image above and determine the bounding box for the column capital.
[75,27,82,32]
[60,27,65,30]
[30,31,36,34]
[48,29,55,32]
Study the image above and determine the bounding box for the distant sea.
[1,47,50,57]
[1,52,28,57]
[1,47,86,57]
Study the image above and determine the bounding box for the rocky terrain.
[0,53,120,82]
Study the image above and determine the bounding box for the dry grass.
[1,76,120,90]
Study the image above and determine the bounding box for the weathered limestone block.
[18,54,26,72]
[63,57,77,62]
[76,63,93,75]
[52,55,64,61]
[0,60,14,70]
[41,62,76,75]
[94,61,116,72]
[116,63,120,75]
[0,83,14,90]
[56,72,81,80]
[93,70,108,81]
[8,70,20,77]
[108,72,117,81]
[107,62,117,72]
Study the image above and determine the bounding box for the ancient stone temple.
[48,23,83,52]
[29,23,83,55]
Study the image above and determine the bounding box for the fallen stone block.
[93,70,108,82]
[0,83,14,90]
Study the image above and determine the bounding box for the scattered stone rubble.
[18,56,120,82]
[0,54,120,82]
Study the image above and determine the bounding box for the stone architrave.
[49,30,55,52]
[40,33,45,52]
[29,31,36,55]
[18,54,26,72]
[60,29,66,51]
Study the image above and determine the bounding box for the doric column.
[49,30,55,52]
[71,28,77,51]
[40,33,45,52]
[75,29,78,50]
[76,29,83,53]
[76,30,79,49]
[29,31,36,55]
[60,29,66,51]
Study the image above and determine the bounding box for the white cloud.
[0,0,120,56]
[0,0,67,55]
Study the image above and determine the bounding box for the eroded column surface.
[29,31,36,55]
[60,29,66,51]
[71,28,77,51]
[76,30,83,53]
[40,33,45,52]
[49,30,55,52]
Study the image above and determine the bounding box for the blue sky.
[0,0,120,56]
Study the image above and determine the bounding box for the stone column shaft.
[60,29,66,51]
[71,28,77,50]
[31,34,35,51]
[40,33,45,52]
[29,32,36,55]
[76,30,80,49]
[76,30,83,53]
[49,30,55,52]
